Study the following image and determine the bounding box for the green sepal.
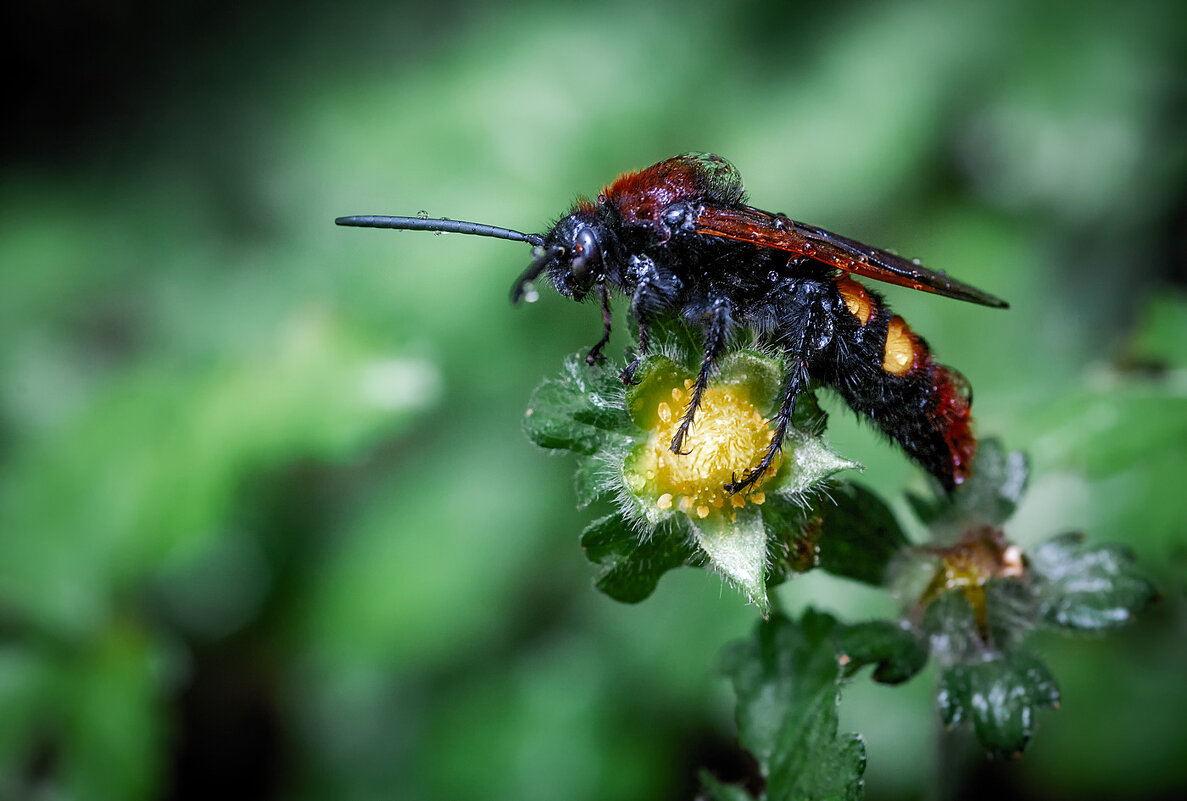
[1029,532,1157,630]
[580,514,695,604]
[689,506,770,615]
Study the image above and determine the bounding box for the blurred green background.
[2,0,1185,798]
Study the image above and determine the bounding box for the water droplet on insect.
[912,257,922,266]
[417,210,429,219]
[768,271,779,282]
[523,283,540,303]
[802,243,814,254]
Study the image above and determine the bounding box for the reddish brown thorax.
[599,159,703,227]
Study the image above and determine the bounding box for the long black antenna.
[335,215,545,247]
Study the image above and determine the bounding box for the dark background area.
[1,0,1185,799]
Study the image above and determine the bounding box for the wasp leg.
[621,255,680,384]
[619,323,650,384]
[671,297,732,455]
[585,283,613,365]
[725,281,832,494]
[724,359,808,494]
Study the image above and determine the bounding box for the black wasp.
[337,153,1008,493]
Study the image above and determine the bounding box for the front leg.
[671,296,733,455]
[620,254,679,384]
[585,282,613,365]
[618,321,649,385]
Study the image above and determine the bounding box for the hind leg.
[723,357,808,493]
[725,282,834,493]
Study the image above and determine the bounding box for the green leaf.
[580,514,695,604]
[936,652,1060,758]
[815,482,910,586]
[720,610,866,801]
[836,621,928,685]
[523,357,630,454]
[924,589,1060,756]
[907,439,1028,532]
[689,506,771,614]
[1029,532,1157,630]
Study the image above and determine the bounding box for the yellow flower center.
[628,379,781,517]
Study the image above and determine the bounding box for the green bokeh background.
[2,0,1185,798]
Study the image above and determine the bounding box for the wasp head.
[511,213,607,304]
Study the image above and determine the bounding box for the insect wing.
[695,205,1008,308]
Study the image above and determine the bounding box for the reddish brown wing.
[695,205,1008,308]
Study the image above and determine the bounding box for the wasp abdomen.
[822,278,975,490]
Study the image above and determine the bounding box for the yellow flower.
[626,377,780,521]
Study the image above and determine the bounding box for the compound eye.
[569,227,601,282]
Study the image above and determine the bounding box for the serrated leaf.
[836,621,927,685]
[523,357,630,454]
[721,610,866,801]
[907,439,1028,532]
[815,482,910,586]
[936,652,1060,757]
[580,514,694,604]
[1029,532,1156,630]
[690,506,770,614]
